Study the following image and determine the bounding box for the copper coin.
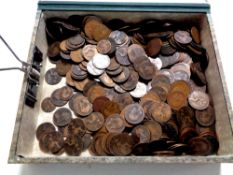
[177,106,195,127]
[83,112,104,132]
[144,121,162,141]
[87,84,106,103]
[73,96,93,116]
[83,80,97,97]
[137,59,156,81]
[53,108,72,127]
[124,103,145,125]
[174,30,192,44]
[99,72,115,87]
[74,78,91,91]
[150,101,172,123]
[153,150,176,156]
[146,38,162,57]
[68,93,82,111]
[191,26,201,44]
[71,64,87,80]
[180,127,198,143]
[36,122,56,140]
[140,91,161,106]
[64,135,84,156]
[96,39,112,54]
[63,118,86,137]
[115,46,131,66]
[106,65,123,76]
[51,88,68,107]
[70,49,84,63]
[82,44,97,61]
[106,57,120,71]
[127,44,146,63]
[167,91,187,111]
[151,74,171,88]
[170,80,191,97]
[188,137,212,156]
[66,71,75,87]
[105,114,125,133]
[112,92,134,111]
[55,59,72,76]
[59,40,69,53]
[93,96,110,112]
[188,90,209,110]
[195,106,215,127]
[132,125,151,143]
[101,101,121,118]
[41,97,56,113]
[59,86,73,101]
[120,69,139,91]
[45,68,62,85]
[93,23,111,42]
[112,66,130,83]
[47,42,60,58]
[47,131,64,154]
[150,86,168,102]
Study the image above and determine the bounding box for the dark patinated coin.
[115,46,131,66]
[120,68,139,91]
[63,118,86,137]
[101,101,121,118]
[41,97,56,112]
[124,103,145,125]
[145,38,162,57]
[112,66,130,83]
[195,105,215,127]
[47,42,60,58]
[83,112,104,132]
[93,96,110,112]
[55,59,72,76]
[188,137,212,156]
[45,68,62,85]
[191,26,201,44]
[36,122,56,140]
[51,88,68,107]
[128,44,146,63]
[73,95,93,116]
[64,135,84,156]
[53,108,72,127]
[82,133,93,150]
[59,86,73,101]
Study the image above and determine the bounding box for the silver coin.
[129,82,147,98]
[109,30,127,45]
[171,62,191,77]
[147,81,152,91]
[114,84,126,93]
[158,69,175,83]
[149,57,162,70]
[160,52,180,68]
[188,90,209,110]
[92,53,110,69]
[87,59,104,76]
[173,70,190,82]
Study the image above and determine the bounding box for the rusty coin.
[105,114,125,133]
[83,112,104,132]
[73,96,93,116]
[45,68,62,85]
[36,122,56,140]
[96,39,112,54]
[64,135,84,156]
[53,108,72,127]
[41,97,56,113]
[64,118,86,137]
[51,88,68,107]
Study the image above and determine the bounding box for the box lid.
[38,0,210,13]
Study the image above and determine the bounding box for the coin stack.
[37,15,218,156]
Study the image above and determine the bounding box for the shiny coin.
[83,112,105,132]
[92,53,111,69]
[149,57,162,70]
[45,68,62,85]
[87,59,104,76]
[53,108,72,127]
[188,90,209,110]
[195,106,215,127]
[82,44,97,61]
[174,30,192,44]
[129,82,147,98]
[105,114,125,133]
[124,103,145,125]
[41,97,56,113]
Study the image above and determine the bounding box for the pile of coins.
[37,15,219,156]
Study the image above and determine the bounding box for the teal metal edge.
[38,1,210,13]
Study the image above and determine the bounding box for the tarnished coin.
[87,59,104,76]
[82,133,93,150]
[150,85,168,102]
[124,103,145,125]
[151,101,172,123]
[170,80,191,97]
[106,65,123,76]
[53,108,72,127]
[96,39,112,54]
[64,135,84,156]
[105,114,125,133]
[101,101,121,118]
[43,131,64,154]
[191,26,201,44]
[74,78,91,91]
[146,38,162,57]
[82,44,97,61]
[106,57,120,71]
[115,46,131,66]
[128,44,146,63]
[132,125,151,143]
[45,68,62,85]
[47,42,60,58]
[112,66,130,83]
[64,118,86,137]
[59,86,73,101]
[36,122,56,140]
[121,69,139,91]
[129,82,147,98]
[68,93,82,111]
[167,91,187,111]
[55,59,72,76]
[93,96,110,112]
[51,88,68,107]
[71,64,87,80]
[66,71,75,87]
[144,121,162,141]
[174,30,192,44]
[41,97,56,113]
[109,30,128,46]
[188,137,211,156]
[188,90,209,110]
[87,84,106,103]
[70,49,84,63]
[92,53,111,69]
[73,96,93,116]
[83,112,104,132]
[195,106,215,127]
[99,72,115,87]
[112,92,134,111]
[157,69,175,83]
[137,58,156,81]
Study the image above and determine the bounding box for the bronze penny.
[41,97,56,113]
[174,30,192,44]
[137,59,156,81]
[112,92,134,111]
[47,42,60,58]
[153,150,176,156]
[106,57,120,71]
[140,91,161,106]
[74,78,91,91]
[106,65,123,76]
[105,114,125,133]
[195,105,215,127]
[36,122,56,140]
[55,59,72,76]
[68,93,82,111]
[51,88,68,107]
[188,137,212,156]
[71,64,87,80]
[180,127,198,143]
[59,40,69,53]
[145,38,162,57]
[83,80,97,97]
[63,118,86,137]
[64,135,84,156]
[47,131,64,154]
[170,80,191,97]
[83,112,104,132]
[82,133,93,151]
[45,68,62,85]
[177,106,195,127]
[73,96,93,116]
[124,103,145,125]
[53,108,72,127]
[128,44,146,63]
[93,96,110,112]
[99,72,115,87]
[167,91,187,111]
[112,66,130,83]
[66,71,75,87]
[87,84,106,103]
[115,46,131,66]
[120,68,139,91]
[59,86,73,101]
[70,49,84,63]
[93,22,111,42]
[144,121,162,141]
[150,86,168,102]
[188,90,209,110]
[150,101,172,123]
[101,101,121,118]
[96,39,112,55]
[191,26,201,44]
[132,125,151,143]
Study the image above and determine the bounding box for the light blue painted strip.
[38,1,210,13]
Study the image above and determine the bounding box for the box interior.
[13,10,233,161]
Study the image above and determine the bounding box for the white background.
[0,0,232,174]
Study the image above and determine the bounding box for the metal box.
[8,0,233,163]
